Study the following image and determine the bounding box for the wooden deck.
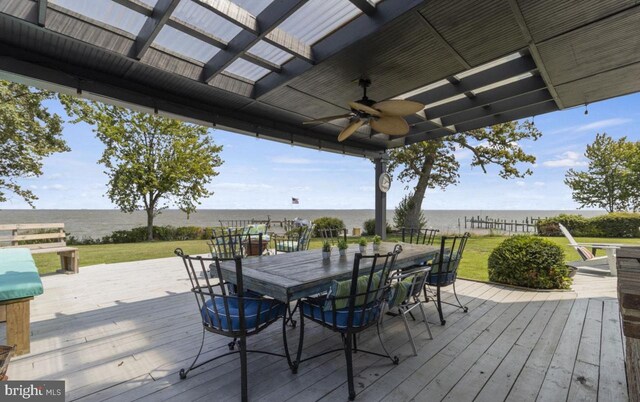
[1,256,628,401]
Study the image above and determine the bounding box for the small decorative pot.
[339,249,346,257]
[322,251,331,259]
[358,245,366,253]
[373,244,380,251]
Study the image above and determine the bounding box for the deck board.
[0,255,627,401]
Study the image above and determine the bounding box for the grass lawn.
[33,236,639,281]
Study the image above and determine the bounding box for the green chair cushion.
[324,273,381,311]
[0,248,44,301]
[388,277,414,308]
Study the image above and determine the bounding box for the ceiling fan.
[302,79,425,142]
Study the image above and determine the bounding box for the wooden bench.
[0,248,44,355]
[0,223,79,274]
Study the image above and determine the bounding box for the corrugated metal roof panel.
[173,0,243,42]
[224,58,270,82]
[277,0,361,45]
[50,0,147,35]
[247,40,294,66]
[153,24,221,63]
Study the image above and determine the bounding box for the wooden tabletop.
[218,242,439,302]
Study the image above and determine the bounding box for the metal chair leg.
[345,334,356,401]
[180,327,206,379]
[292,304,305,374]
[452,281,468,312]
[418,300,433,340]
[239,337,248,402]
[436,285,445,325]
[399,309,417,356]
[376,321,399,365]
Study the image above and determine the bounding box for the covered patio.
[1,257,627,401]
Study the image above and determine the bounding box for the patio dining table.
[217,242,439,303]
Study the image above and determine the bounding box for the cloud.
[549,118,632,135]
[542,151,587,168]
[271,156,313,164]
[534,181,545,187]
[29,184,68,191]
[516,181,525,187]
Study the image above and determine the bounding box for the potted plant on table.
[337,239,348,256]
[372,235,382,251]
[322,240,332,259]
[358,237,367,253]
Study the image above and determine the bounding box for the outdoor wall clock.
[378,172,391,193]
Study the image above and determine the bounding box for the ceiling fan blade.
[338,119,365,142]
[302,113,352,125]
[370,116,410,135]
[349,101,381,117]
[372,100,424,116]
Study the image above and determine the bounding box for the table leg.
[282,298,299,372]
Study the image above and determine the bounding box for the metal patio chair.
[401,227,440,246]
[292,245,402,401]
[272,224,314,254]
[208,228,245,259]
[318,227,348,245]
[385,264,433,355]
[425,233,470,325]
[176,249,287,402]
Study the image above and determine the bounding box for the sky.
[4,92,640,210]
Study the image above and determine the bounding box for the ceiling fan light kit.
[303,79,425,142]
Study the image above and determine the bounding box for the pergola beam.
[112,0,152,16]
[165,17,228,50]
[508,0,564,109]
[407,54,538,105]
[424,74,547,119]
[404,100,558,145]
[202,0,308,83]
[254,0,425,99]
[37,0,46,26]
[349,0,377,16]
[135,0,180,59]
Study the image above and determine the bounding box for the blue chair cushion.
[426,271,456,286]
[302,298,381,330]
[201,297,285,331]
[0,248,44,301]
[276,241,299,252]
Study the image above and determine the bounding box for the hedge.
[312,217,345,237]
[67,225,214,244]
[363,219,392,236]
[488,235,571,289]
[537,213,640,238]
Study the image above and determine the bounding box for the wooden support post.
[616,247,640,401]
[2,298,33,356]
[374,155,387,240]
[0,304,5,322]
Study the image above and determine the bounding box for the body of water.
[0,209,606,240]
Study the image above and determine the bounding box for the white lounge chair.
[558,223,621,276]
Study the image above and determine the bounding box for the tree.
[388,120,541,229]
[63,100,223,240]
[0,80,69,206]
[564,133,636,213]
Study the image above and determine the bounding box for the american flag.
[291,197,299,205]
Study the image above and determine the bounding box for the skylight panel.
[224,58,270,82]
[154,25,221,63]
[454,52,522,80]
[137,0,159,7]
[231,0,274,16]
[50,0,147,35]
[277,0,361,45]
[473,72,533,94]
[247,41,294,66]
[173,0,243,42]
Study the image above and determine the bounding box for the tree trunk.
[406,156,434,229]
[146,208,154,241]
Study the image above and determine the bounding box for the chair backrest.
[558,223,578,246]
[428,232,470,287]
[318,227,348,245]
[298,224,314,251]
[175,249,279,335]
[324,245,402,331]
[208,228,245,259]
[401,228,439,245]
[388,264,432,308]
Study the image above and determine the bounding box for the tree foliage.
[63,99,223,240]
[388,120,541,229]
[0,81,69,206]
[564,133,636,213]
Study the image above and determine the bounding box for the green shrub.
[100,225,211,243]
[313,217,345,237]
[488,235,571,289]
[363,218,392,236]
[536,214,590,236]
[588,212,640,238]
[537,212,640,237]
[393,194,426,230]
